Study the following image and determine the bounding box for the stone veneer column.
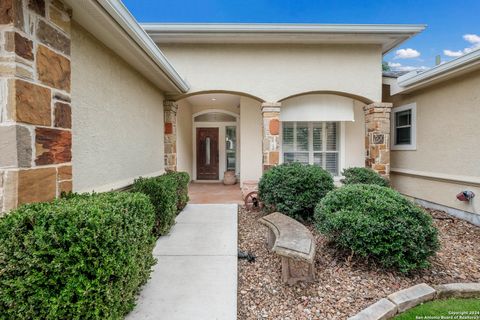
[364,102,393,178]
[0,0,72,213]
[262,102,281,172]
[163,100,178,171]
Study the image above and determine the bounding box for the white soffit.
[142,23,426,54]
[280,94,355,122]
[64,0,189,94]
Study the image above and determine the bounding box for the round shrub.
[0,192,157,319]
[258,162,334,220]
[315,184,439,273]
[341,167,389,187]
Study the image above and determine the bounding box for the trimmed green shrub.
[0,192,156,319]
[315,184,439,273]
[132,174,178,236]
[165,171,190,214]
[258,162,335,220]
[341,167,389,187]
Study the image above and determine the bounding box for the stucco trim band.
[391,168,480,187]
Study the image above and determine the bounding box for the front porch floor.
[188,182,243,204]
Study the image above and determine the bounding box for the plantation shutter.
[282,121,339,175]
[325,122,339,176]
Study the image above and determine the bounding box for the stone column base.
[164,100,178,171]
[364,102,392,178]
[262,102,281,172]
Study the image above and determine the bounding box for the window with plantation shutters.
[282,121,340,175]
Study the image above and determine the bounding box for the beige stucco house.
[383,49,480,225]
[0,0,478,225]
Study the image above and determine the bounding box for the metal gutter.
[141,23,426,34]
[97,0,189,93]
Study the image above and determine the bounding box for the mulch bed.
[237,207,480,320]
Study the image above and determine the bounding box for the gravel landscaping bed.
[237,207,480,320]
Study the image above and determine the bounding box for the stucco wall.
[192,104,240,115]
[388,70,480,214]
[240,97,263,184]
[345,101,366,168]
[160,44,382,103]
[71,23,165,192]
[176,100,193,178]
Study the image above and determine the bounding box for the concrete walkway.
[126,204,238,320]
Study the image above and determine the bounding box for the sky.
[123,0,480,72]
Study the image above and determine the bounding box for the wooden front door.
[196,128,219,180]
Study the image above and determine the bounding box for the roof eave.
[142,23,426,54]
[64,0,189,94]
[394,49,480,94]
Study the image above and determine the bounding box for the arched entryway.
[168,92,265,184]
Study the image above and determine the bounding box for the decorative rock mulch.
[237,208,480,320]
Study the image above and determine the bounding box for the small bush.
[315,184,439,273]
[341,167,389,187]
[258,162,335,220]
[0,192,156,319]
[165,171,190,213]
[132,174,178,236]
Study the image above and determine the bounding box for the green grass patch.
[394,298,480,319]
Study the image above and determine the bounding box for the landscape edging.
[347,282,480,320]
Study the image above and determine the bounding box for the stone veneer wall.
[262,102,281,172]
[164,100,177,171]
[0,0,72,213]
[364,102,392,177]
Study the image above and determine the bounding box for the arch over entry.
[278,90,374,104]
[169,90,265,103]
[193,109,240,121]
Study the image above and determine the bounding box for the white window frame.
[279,121,345,178]
[391,103,417,151]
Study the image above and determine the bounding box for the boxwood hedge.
[0,192,156,319]
[258,162,334,220]
[165,171,190,213]
[315,184,439,273]
[132,174,178,237]
[341,167,389,187]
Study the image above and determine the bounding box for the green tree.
[382,61,391,71]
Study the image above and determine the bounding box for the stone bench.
[259,212,316,285]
